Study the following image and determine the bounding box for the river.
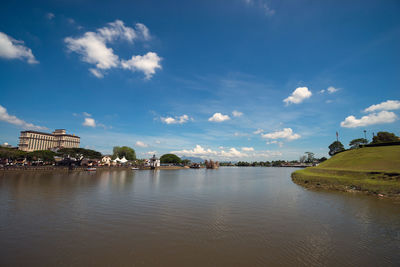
[1,167,399,266]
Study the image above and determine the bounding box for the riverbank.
[291,146,400,199]
[0,165,191,172]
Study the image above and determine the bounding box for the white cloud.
[145,151,157,155]
[65,20,160,79]
[89,68,104,78]
[172,145,247,159]
[266,140,283,147]
[82,117,96,127]
[135,23,151,40]
[283,87,312,105]
[261,128,301,141]
[172,144,282,160]
[327,86,339,94]
[135,141,148,147]
[65,31,119,72]
[0,105,47,130]
[82,112,92,117]
[97,20,137,42]
[242,147,254,151]
[46,13,55,20]
[232,110,243,117]
[319,89,325,94]
[220,148,247,158]
[160,114,190,124]
[208,113,230,122]
[364,100,400,113]
[120,52,162,79]
[244,0,275,16]
[0,32,38,64]
[253,129,264,134]
[340,111,397,128]
[171,145,218,158]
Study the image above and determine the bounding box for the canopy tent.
[119,156,128,163]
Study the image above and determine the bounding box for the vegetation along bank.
[292,145,400,199]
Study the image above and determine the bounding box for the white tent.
[113,157,121,163]
[119,156,128,163]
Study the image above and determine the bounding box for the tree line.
[328,131,399,156]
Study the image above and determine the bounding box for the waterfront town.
[0,128,323,170]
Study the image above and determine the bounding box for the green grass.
[292,146,400,197]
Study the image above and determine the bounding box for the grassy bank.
[292,146,400,198]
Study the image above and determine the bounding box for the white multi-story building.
[18,129,80,152]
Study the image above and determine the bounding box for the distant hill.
[180,156,204,163]
[292,145,400,198]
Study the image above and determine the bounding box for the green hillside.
[292,146,400,198]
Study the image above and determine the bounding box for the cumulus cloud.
[0,105,47,130]
[135,23,151,40]
[208,113,230,122]
[120,52,161,79]
[64,20,160,79]
[242,147,254,151]
[340,111,397,128]
[135,141,148,147]
[82,117,96,127]
[327,86,339,93]
[283,87,312,105]
[171,145,247,159]
[172,144,282,160]
[261,128,301,141]
[220,148,246,158]
[82,112,92,117]
[171,145,218,158]
[253,129,264,134]
[232,110,243,117]
[0,32,38,64]
[364,100,400,113]
[160,114,190,124]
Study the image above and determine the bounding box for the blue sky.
[1,0,399,160]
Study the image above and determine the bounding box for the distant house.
[149,155,160,169]
[101,155,112,166]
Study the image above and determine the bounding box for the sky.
[1,0,399,161]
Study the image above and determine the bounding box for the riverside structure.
[18,129,80,152]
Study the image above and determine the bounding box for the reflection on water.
[0,168,399,266]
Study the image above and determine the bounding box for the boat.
[86,167,97,171]
[190,163,201,169]
[131,167,139,170]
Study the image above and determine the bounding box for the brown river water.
[1,167,399,266]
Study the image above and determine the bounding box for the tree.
[58,148,102,159]
[112,146,136,160]
[328,141,345,156]
[319,157,327,162]
[182,159,191,166]
[27,150,56,162]
[299,155,307,163]
[372,132,399,144]
[349,138,368,149]
[304,152,315,163]
[160,154,181,164]
[0,148,26,161]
